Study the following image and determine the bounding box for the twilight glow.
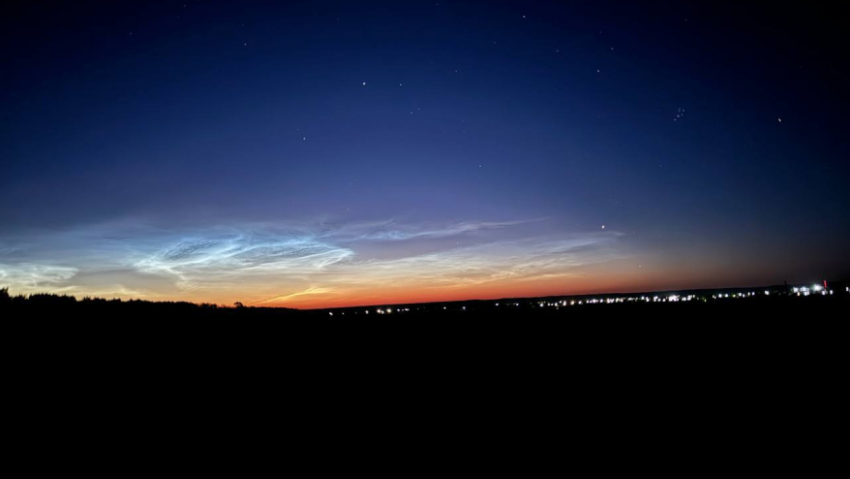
[1,1,848,308]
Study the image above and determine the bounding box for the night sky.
[2,1,848,308]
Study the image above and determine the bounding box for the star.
[601,225,606,229]
[778,118,782,123]
[362,81,366,86]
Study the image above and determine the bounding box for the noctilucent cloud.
[1,1,848,308]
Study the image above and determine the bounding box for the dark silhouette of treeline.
[0,287,301,318]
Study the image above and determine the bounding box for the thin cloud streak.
[259,286,335,304]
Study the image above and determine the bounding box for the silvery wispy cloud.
[0,218,626,305]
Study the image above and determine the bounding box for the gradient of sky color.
[2,1,848,308]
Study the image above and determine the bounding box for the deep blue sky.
[1,1,848,307]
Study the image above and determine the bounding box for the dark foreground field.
[4,286,844,447]
[3,288,848,320]
[5,288,845,371]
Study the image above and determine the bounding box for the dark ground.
[3,285,844,463]
[3,287,846,358]
[3,286,847,319]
